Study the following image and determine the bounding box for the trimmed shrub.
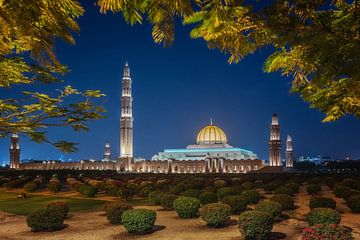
[263,182,279,192]
[181,189,201,199]
[117,187,135,200]
[139,186,155,197]
[238,211,273,240]
[200,203,231,227]
[122,209,156,234]
[285,182,300,193]
[342,178,359,190]
[309,197,336,209]
[240,181,254,190]
[324,177,337,189]
[47,202,69,219]
[106,202,133,225]
[148,191,163,205]
[199,192,218,205]
[173,196,200,218]
[255,201,282,219]
[307,184,321,195]
[241,190,260,204]
[307,208,341,226]
[270,194,294,210]
[346,195,360,213]
[26,207,64,232]
[160,194,177,210]
[333,185,352,199]
[24,182,39,193]
[213,179,226,188]
[302,224,352,240]
[79,185,98,197]
[105,185,120,197]
[217,187,233,200]
[274,186,295,196]
[222,195,247,213]
[48,182,62,193]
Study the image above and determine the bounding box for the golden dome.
[196,124,227,145]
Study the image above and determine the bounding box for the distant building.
[9,133,20,169]
[297,156,332,165]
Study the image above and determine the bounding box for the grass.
[0,191,106,215]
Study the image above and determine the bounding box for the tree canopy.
[0,0,104,152]
[97,0,360,122]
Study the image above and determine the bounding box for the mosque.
[9,63,293,173]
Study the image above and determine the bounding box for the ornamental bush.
[240,181,254,190]
[48,182,62,193]
[307,208,341,226]
[217,187,233,200]
[255,201,282,219]
[78,185,98,197]
[148,191,163,205]
[173,196,200,218]
[222,195,247,213]
[333,185,352,199]
[241,190,260,204]
[213,179,227,188]
[122,209,156,234]
[105,202,133,225]
[200,203,231,227]
[346,195,360,213]
[181,189,201,199]
[309,197,336,209]
[26,207,64,232]
[238,211,273,240]
[199,192,218,205]
[160,194,177,210]
[47,202,69,219]
[307,184,321,195]
[302,224,352,240]
[24,182,39,193]
[274,186,295,196]
[263,182,279,192]
[270,194,294,210]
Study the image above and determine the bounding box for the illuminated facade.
[9,133,20,169]
[152,121,258,161]
[286,135,294,167]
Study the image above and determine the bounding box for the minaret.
[9,133,20,169]
[120,62,133,158]
[269,113,281,166]
[104,142,111,161]
[286,135,294,167]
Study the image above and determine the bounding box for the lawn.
[0,191,106,215]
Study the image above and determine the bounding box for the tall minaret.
[269,113,281,166]
[120,62,133,158]
[104,142,111,161]
[9,133,20,169]
[286,135,293,167]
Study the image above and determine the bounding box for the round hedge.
[222,195,247,213]
[302,224,353,239]
[199,191,218,205]
[181,189,201,199]
[238,211,273,240]
[200,203,231,227]
[105,202,133,225]
[270,194,294,210]
[121,209,156,234]
[148,191,163,205]
[274,186,295,196]
[78,185,98,197]
[307,184,321,195]
[309,197,336,209]
[307,208,341,226]
[217,187,233,200]
[173,196,200,218]
[160,194,177,210]
[346,194,360,213]
[333,185,352,199]
[255,201,282,219]
[48,182,62,193]
[241,190,260,204]
[47,202,69,219]
[26,207,64,232]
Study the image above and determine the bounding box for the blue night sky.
[1,1,359,165]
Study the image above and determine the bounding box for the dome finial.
[210,117,213,125]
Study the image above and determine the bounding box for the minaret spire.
[269,113,281,166]
[120,62,133,158]
[286,135,294,167]
[10,133,20,169]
